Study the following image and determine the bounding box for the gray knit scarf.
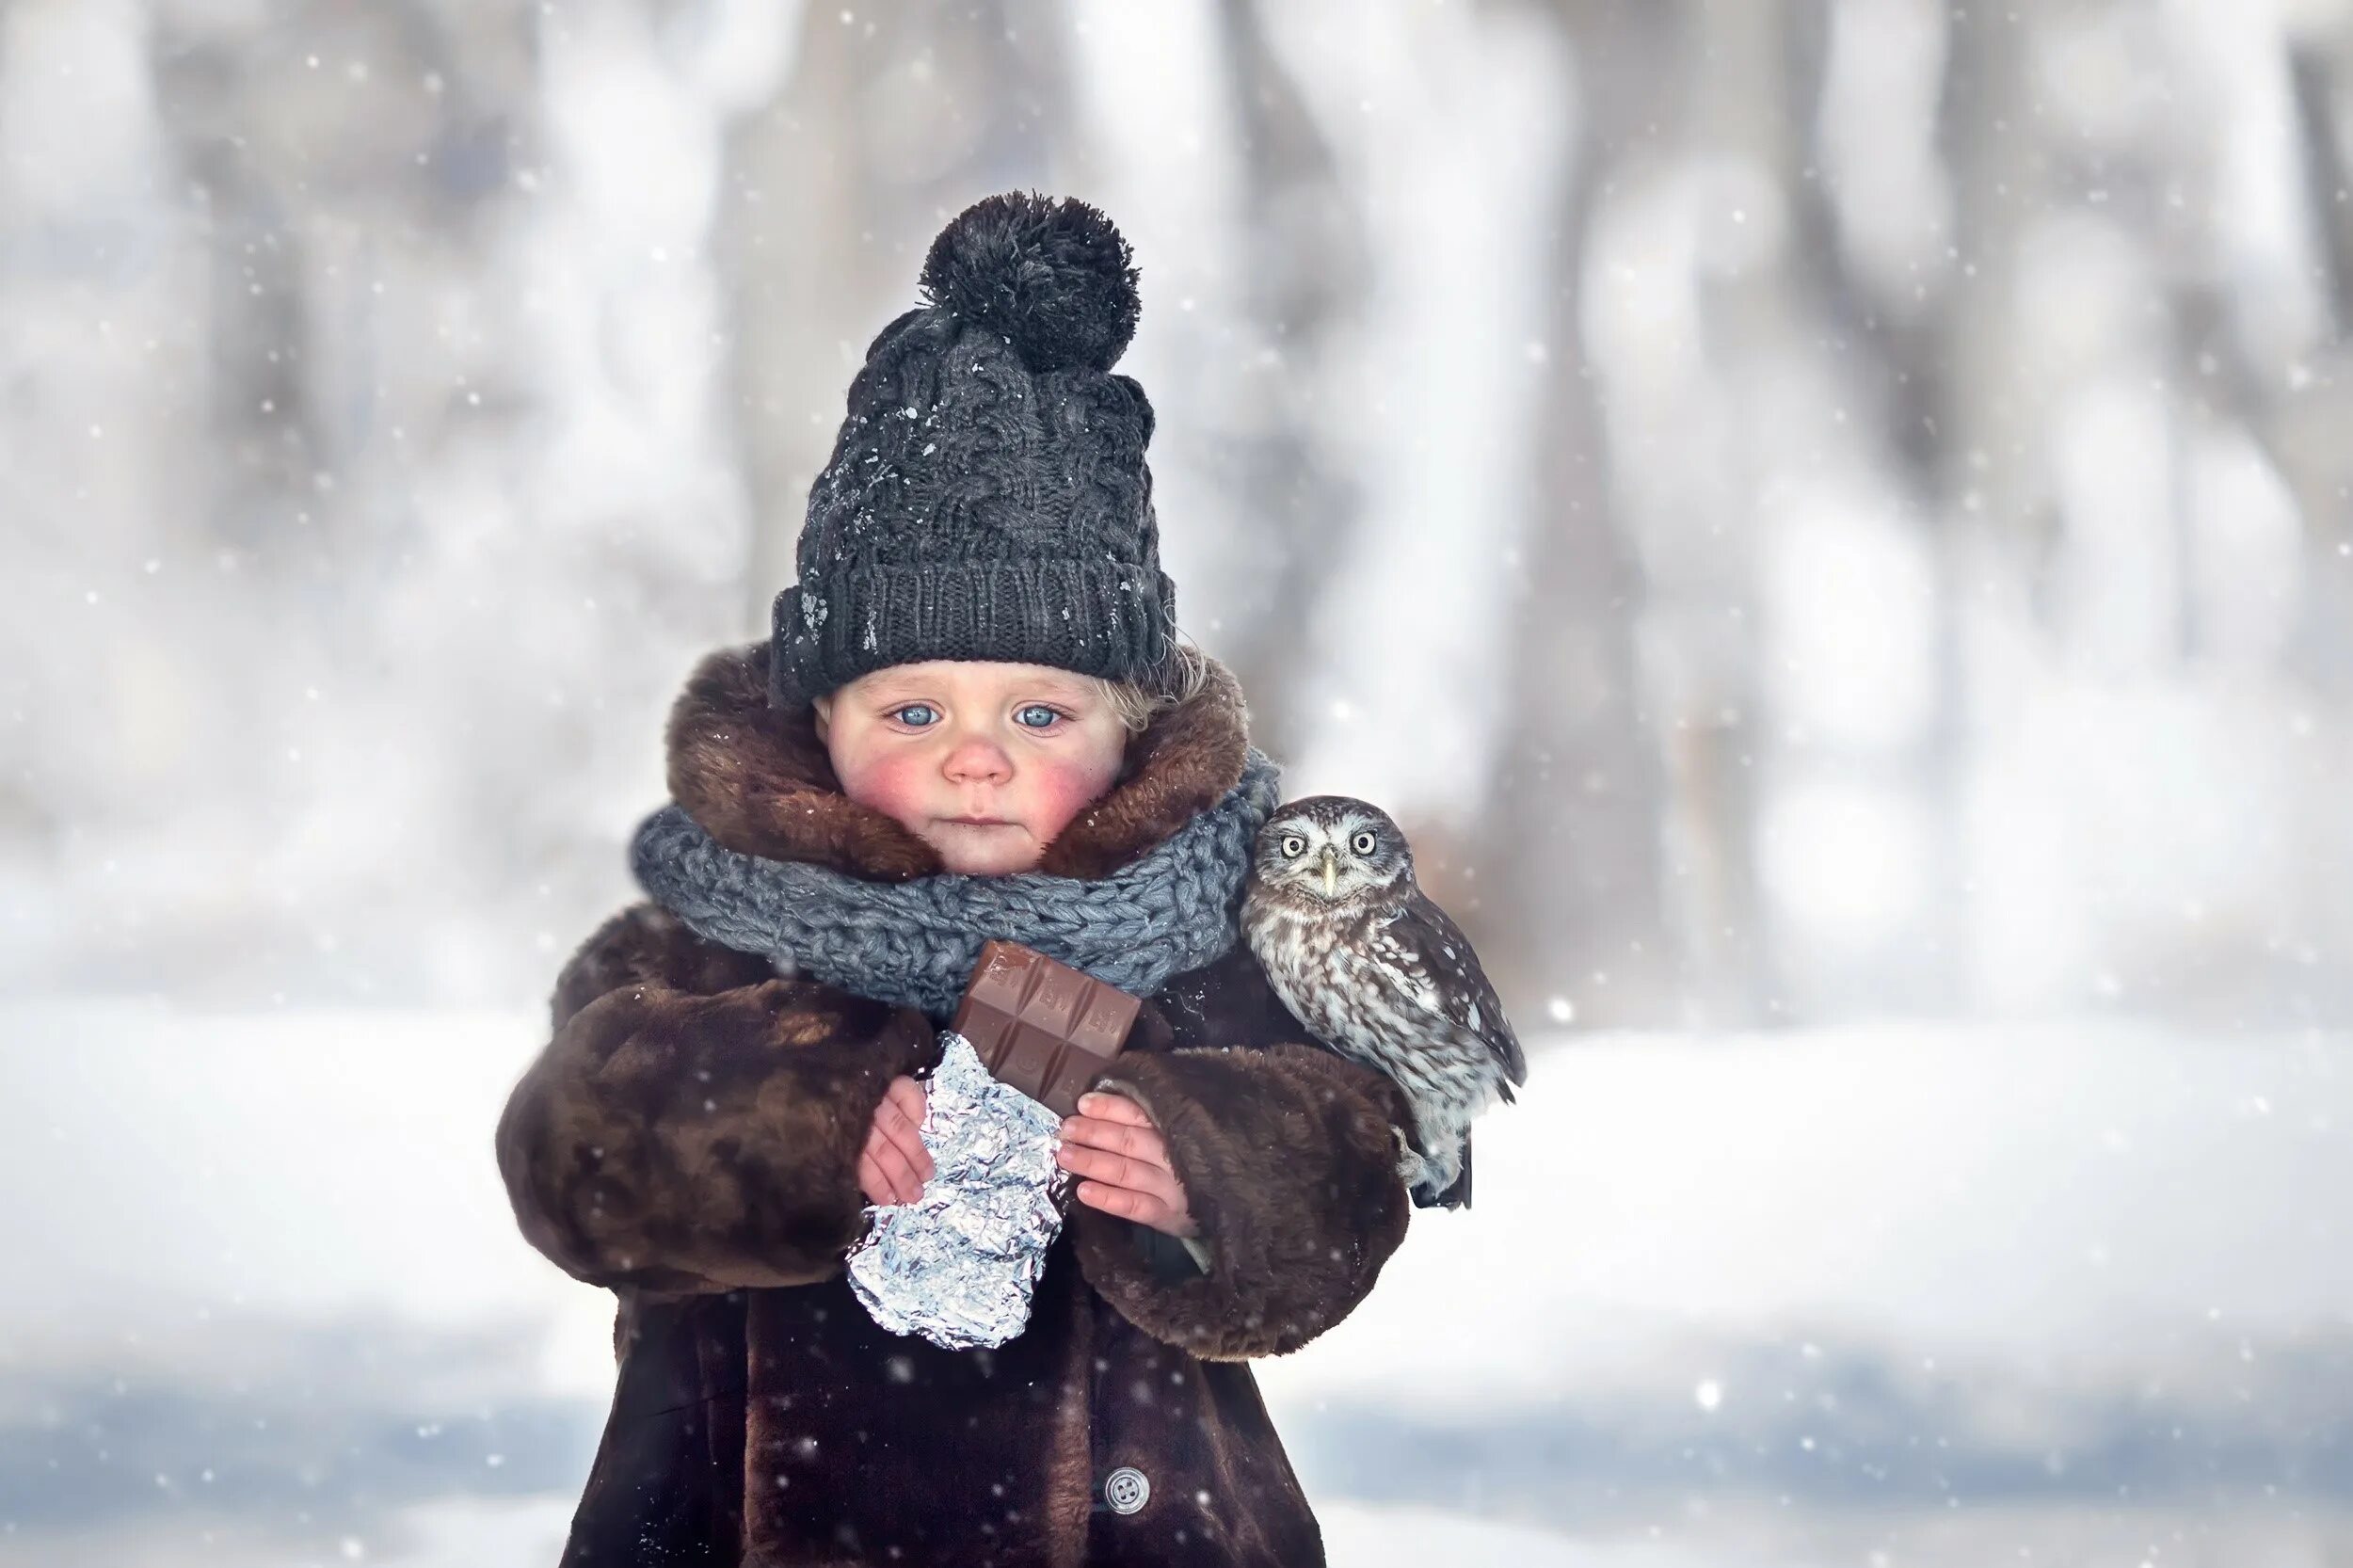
[630,751,1281,1017]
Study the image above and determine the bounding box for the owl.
[1241,796,1526,1209]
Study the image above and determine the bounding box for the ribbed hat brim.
[769,560,1176,708]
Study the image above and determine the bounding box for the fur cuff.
[497,977,933,1296]
[1068,1044,1410,1360]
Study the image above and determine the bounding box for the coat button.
[1102,1465,1150,1515]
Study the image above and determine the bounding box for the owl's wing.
[1378,891,1528,1093]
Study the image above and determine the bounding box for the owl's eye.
[1351,830,1376,856]
[1280,834,1306,858]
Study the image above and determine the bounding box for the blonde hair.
[1093,639,1212,735]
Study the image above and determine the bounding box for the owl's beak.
[1320,846,1337,898]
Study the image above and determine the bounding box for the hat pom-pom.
[919,191,1141,374]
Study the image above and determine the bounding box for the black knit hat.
[768,191,1176,708]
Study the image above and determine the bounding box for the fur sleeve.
[1066,1043,1412,1360]
[497,918,934,1296]
[549,901,778,1031]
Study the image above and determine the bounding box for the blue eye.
[891,703,939,728]
[1014,704,1063,729]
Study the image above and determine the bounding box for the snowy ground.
[2,999,2348,1565]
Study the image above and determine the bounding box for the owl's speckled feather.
[1241,796,1525,1208]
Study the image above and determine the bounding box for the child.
[496,192,1413,1568]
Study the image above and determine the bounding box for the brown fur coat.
[496,643,1415,1567]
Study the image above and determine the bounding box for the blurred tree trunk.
[1200,0,1368,753]
[1913,0,2042,1012]
[2291,40,2353,337]
[1777,0,1970,1014]
[2278,35,2353,700]
[1471,0,1680,1027]
[144,0,549,778]
[1664,0,1808,1025]
[152,0,544,580]
[2218,26,2353,1009]
[1769,0,2043,1016]
[2281,24,2353,1013]
[722,0,1076,636]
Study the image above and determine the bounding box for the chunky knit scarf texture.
[631,751,1281,1017]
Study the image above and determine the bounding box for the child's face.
[815,660,1128,875]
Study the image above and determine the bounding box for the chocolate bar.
[951,941,1141,1118]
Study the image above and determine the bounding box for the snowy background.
[7,0,2353,1561]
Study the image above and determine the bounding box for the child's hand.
[859,1075,933,1207]
[1056,1092,1197,1239]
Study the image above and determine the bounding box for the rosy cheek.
[1021,750,1122,841]
[833,746,938,832]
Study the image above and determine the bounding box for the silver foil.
[846,1031,1071,1350]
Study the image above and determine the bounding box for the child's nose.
[940,731,1013,785]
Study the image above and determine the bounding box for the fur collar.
[665,643,1252,883]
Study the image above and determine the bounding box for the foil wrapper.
[846,1031,1070,1350]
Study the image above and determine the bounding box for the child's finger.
[894,1117,935,1184]
[1074,1179,1194,1238]
[861,1148,904,1205]
[1055,1141,1182,1209]
[1074,1178,1156,1224]
[1074,1091,1153,1127]
[858,1149,903,1208]
[872,1096,918,1143]
[863,1127,924,1204]
[872,1094,934,1182]
[885,1075,929,1125]
[859,1139,904,1205]
[1058,1113,1168,1168]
